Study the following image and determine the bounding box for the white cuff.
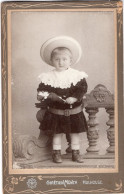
[71,144,80,150]
[53,144,61,150]
[38,91,49,99]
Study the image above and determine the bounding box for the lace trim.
[38,68,88,89]
[38,91,49,99]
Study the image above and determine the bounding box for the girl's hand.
[66,97,77,104]
[37,94,44,101]
[37,91,49,101]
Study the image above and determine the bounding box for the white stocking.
[53,133,63,150]
[70,133,80,150]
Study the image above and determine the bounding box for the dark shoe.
[52,150,62,163]
[72,150,84,163]
[66,145,72,153]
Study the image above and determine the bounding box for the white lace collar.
[38,68,88,89]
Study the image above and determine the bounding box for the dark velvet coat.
[37,68,88,135]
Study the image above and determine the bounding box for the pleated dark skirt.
[39,110,88,135]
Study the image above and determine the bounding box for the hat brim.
[40,36,82,66]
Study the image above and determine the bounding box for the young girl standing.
[37,36,88,163]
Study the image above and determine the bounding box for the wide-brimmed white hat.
[40,36,82,66]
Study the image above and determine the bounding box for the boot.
[52,150,62,163]
[72,150,84,163]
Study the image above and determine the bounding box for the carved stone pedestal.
[13,131,52,166]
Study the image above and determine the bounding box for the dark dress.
[37,68,88,135]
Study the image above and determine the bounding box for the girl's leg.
[53,133,63,150]
[52,133,63,163]
[70,133,80,150]
[70,133,83,163]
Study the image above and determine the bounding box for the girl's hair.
[51,47,72,59]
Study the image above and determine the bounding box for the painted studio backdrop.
[11,11,115,154]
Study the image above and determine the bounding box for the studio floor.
[14,154,115,169]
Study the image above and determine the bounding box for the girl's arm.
[37,82,50,101]
[71,78,88,101]
[65,78,88,104]
[37,82,63,103]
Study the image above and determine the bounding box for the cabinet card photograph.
[2,1,123,193]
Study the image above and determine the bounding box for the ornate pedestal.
[13,133,52,161]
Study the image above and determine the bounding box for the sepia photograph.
[2,1,123,193]
[8,7,117,173]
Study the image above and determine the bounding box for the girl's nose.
[59,60,63,65]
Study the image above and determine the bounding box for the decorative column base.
[13,132,52,167]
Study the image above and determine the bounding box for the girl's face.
[51,53,72,72]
